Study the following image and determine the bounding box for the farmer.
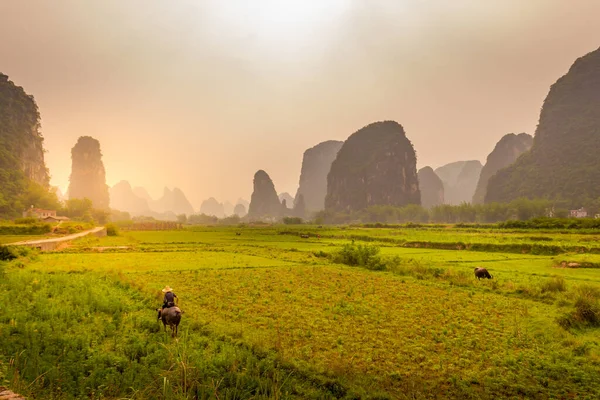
[158,285,178,320]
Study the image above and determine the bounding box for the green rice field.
[1,225,599,399]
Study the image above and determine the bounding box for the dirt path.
[8,227,106,250]
[0,387,26,399]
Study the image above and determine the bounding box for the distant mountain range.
[109,181,194,219]
[435,161,482,205]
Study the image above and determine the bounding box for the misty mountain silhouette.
[435,161,482,205]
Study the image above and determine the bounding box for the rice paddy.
[1,225,599,399]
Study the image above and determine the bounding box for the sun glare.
[209,0,348,43]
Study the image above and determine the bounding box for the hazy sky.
[1,1,599,208]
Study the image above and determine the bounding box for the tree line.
[313,198,600,225]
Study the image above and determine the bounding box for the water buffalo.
[157,306,182,337]
[474,267,493,280]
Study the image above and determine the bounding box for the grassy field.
[1,225,599,399]
[0,235,46,244]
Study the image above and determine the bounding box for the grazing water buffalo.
[474,267,493,280]
[157,306,182,337]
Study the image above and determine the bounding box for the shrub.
[53,222,92,235]
[312,250,328,258]
[106,223,119,236]
[329,243,385,270]
[558,286,600,329]
[0,223,52,235]
[0,245,18,261]
[283,217,303,225]
[14,217,38,225]
[541,276,567,293]
[386,256,455,280]
[573,286,600,326]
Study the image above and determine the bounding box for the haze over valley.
[3,3,600,399]
[2,0,600,212]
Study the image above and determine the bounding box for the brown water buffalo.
[474,267,493,280]
[157,306,182,337]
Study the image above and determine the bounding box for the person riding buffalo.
[158,285,178,320]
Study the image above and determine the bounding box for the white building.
[569,208,588,218]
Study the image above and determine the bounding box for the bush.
[541,276,567,293]
[283,217,303,225]
[573,287,600,326]
[386,256,446,279]
[0,245,18,261]
[106,223,119,236]
[312,250,328,258]
[218,215,241,225]
[52,222,93,235]
[330,243,385,270]
[14,217,38,225]
[558,286,600,329]
[0,223,52,235]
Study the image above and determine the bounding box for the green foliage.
[61,198,93,219]
[3,226,600,399]
[559,286,600,329]
[105,223,119,236]
[0,267,361,400]
[91,208,109,224]
[59,198,107,225]
[111,219,133,229]
[573,287,600,326]
[283,216,303,224]
[14,217,37,224]
[0,245,18,261]
[499,217,600,230]
[188,213,218,225]
[218,215,241,225]
[0,245,33,261]
[110,209,131,222]
[330,242,386,270]
[0,73,53,219]
[52,221,93,235]
[20,180,61,211]
[316,198,600,225]
[0,222,52,235]
[541,276,567,293]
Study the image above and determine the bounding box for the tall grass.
[559,286,600,329]
[540,276,567,293]
[0,259,370,399]
[2,226,600,399]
